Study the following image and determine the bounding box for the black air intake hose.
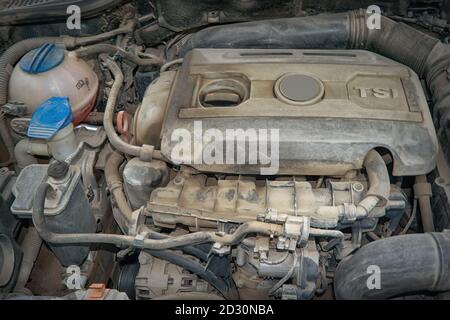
[178,10,439,78]
[178,12,352,56]
[334,233,450,299]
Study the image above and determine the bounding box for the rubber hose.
[75,44,164,65]
[100,56,163,162]
[334,232,450,299]
[415,175,435,232]
[104,151,134,232]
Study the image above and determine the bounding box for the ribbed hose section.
[334,233,450,299]
[349,9,369,49]
[364,15,440,77]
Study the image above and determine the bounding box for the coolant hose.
[146,230,209,261]
[104,151,134,232]
[334,232,450,299]
[355,149,391,217]
[101,57,163,162]
[414,175,435,232]
[314,150,390,224]
[75,44,164,65]
[32,182,284,249]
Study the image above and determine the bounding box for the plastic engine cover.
[158,49,438,176]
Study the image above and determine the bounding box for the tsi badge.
[366,265,381,290]
[356,87,399,99]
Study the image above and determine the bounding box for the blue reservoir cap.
[27,97,73,140]
[19,43,65,74]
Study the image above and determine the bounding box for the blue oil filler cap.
[27,97,72,140]
[19,43,65,74]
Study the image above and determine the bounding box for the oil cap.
[27,97,72,140]
[275,73,324,106]
[19,43,65,74]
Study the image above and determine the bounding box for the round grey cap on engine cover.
[275,73,324,105]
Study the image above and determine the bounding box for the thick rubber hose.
[334,233,450,299]
[363,150,391,204]
[178,12,352,57]
[177,10,439,79]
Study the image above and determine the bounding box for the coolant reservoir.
[8,43,99,124]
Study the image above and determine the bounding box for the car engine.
[0,0,450,301]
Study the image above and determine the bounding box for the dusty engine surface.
[2,1,450,303]
[135,49,438,176]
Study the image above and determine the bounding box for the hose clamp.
[133,233,145,248]
[414,182,432,198]
[139,144,154,162]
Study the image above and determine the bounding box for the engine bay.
[0,0,450,301]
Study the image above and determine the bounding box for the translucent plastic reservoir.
[8,43,99,124]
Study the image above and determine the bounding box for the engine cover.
[157,49,438,176]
